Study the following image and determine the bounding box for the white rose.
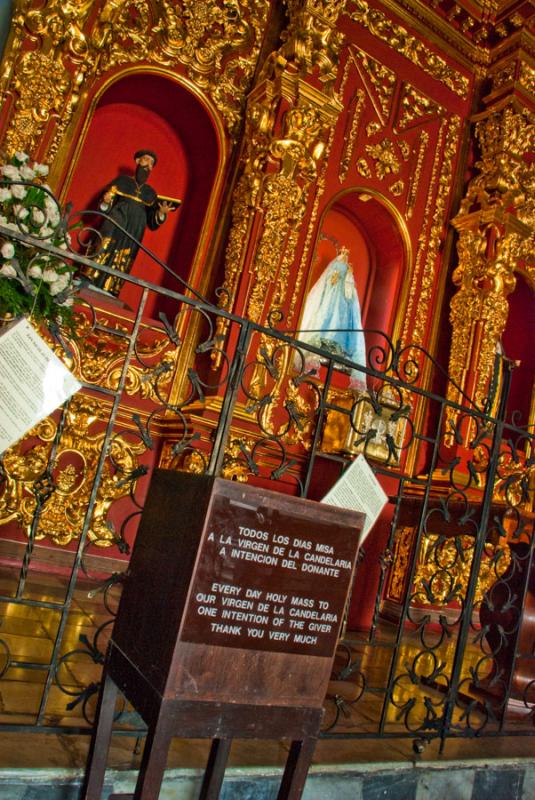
[34,163,49,177]
[56,274,71,290]
[43,267,59,283]
[28,264,43,278]
[39,226,53,238]
[20,164,36,181]
[14,152,29,163]
[49,281,64,295]
[31,208,45,225]
[14,204,29,220]
[48,209,60,227]
[11,184,27,200]
[1,165,20,179]
[1,242,15,259]
[0,187,11,202]
[0,263,17,278]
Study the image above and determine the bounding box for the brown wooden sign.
[180,488,359,657]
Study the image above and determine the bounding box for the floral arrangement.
[0,151,76,327]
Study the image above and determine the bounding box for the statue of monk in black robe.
[85,149,173,295]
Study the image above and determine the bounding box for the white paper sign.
[322,454,388,543]
[0,317,81,453]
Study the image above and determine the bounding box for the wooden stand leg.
[132,716,171,800]
[198,738,232,800]
[277,738,316,800]
[81,670,119,800]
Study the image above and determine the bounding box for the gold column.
[447,53,535,428]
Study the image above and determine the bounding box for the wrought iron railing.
[0,183,533,753]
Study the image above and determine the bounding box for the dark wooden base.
[82,643,323,800]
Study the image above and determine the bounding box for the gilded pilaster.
[214,0,346,337]
[447,100,535,420]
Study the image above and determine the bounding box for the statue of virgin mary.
[298,246,366,389]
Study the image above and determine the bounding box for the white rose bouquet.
[0,152,77,327]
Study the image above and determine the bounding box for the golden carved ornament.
[387,525,413,603]
[213,0,346,344]
[365,138,401,180]
[0,394,146,547]
[401,115,461,348]
[1,0,270,157]
[519,61,535,97]
[277,0,348,94]
[48,314,180,403]
[357,157,372,177]
[406,130,429,218]
[447,104,534,419]
[3,50,71,157]
[412,533,511,608]
[221,437,254,482]
[396,83,445,131]
[345,1,469,98]
[350,47,396,123]
[339,88,365,183]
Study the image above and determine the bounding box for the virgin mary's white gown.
[298,254,366,389]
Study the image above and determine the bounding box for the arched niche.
[63,71,221,318]
[301,189,407,386]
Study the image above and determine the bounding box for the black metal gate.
[0,188,533,752]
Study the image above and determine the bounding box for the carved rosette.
[447,103,535,419]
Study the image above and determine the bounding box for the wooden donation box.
[83,471,363,800]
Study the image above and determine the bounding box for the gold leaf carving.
[1,0,270,158]
[339,88,365,183]
[350,46,396,123]
[0,395,146,547]
[357,157,372,177]
[396,82,445,130]
[346,1,469,98]
[365,138,400,179]
[447,104,534,418]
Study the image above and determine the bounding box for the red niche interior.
[64,72,220,318]
[502,276,535,427]
[312,192,405,335]
[297,191,405,392]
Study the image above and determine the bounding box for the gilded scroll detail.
[1,0,270,157]
[412,534,511,608]
[54,317,179,403]
[339,88,365,183]
[0,395,146,547]
[346,1,469,98]
[412,115,461,347]
[396,83,445,131]
[350,47,396,123]
[406,130,429,218]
